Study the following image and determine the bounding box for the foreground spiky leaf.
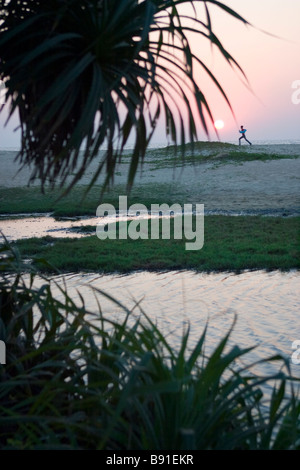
[0,0,248,192]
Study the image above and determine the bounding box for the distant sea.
[1,138,300,152]
[225,139,300,146]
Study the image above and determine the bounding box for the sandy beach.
[0,144,299,215]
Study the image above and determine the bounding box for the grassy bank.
[13,216,300,273]
[0,183,193,216]
[143,142,298,170]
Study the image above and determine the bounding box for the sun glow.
[214,120,224,130]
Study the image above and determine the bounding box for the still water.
[45,269,300,383]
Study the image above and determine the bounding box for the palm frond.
[0,0,249,193]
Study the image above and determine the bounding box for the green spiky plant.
[0,0,248,192]
[0,238,299,450]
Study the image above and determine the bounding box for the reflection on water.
[0,212,171,240]
[40,269,300,383]
[1,206,299,241]
[0,214,97,239]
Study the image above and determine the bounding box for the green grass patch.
[141,141,299,170]
[145,150,298,171]
[0,185,105,216]
[0,183,196,217]
[13,216,300,274]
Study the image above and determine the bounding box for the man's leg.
[245,137,252,145]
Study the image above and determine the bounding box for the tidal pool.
[38,268,300,385]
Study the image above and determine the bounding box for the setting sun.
[214,120,224,130]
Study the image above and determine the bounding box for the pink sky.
[0,0,299,147]
[182,0,300,143]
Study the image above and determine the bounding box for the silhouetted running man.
[239,125,252,146]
